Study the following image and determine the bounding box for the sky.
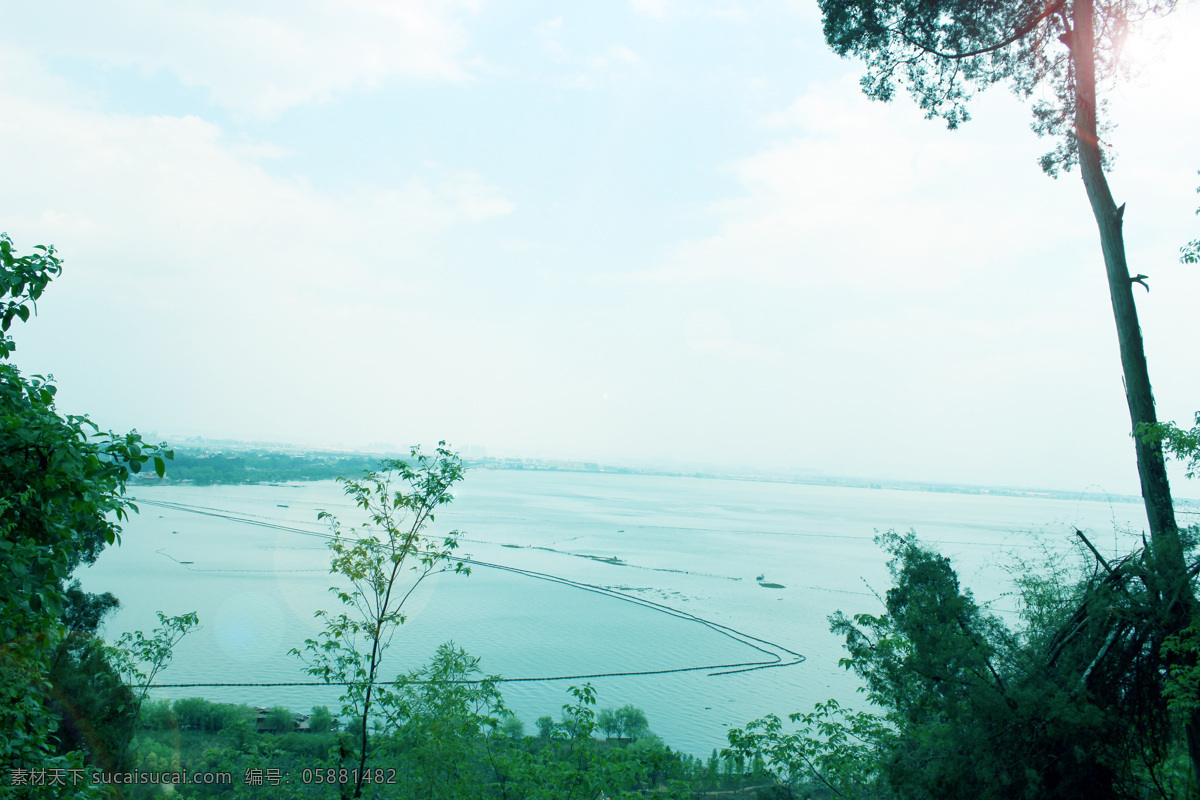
[1,0,1198,495]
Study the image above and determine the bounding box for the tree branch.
[895,0,1065,60]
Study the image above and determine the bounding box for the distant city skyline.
[2,1,1199,497]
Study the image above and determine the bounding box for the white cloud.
[0,57,512,298]
[605,44,643,65]
[630,0,673,18]
[531,17,642,80]
[638,75,1089,292]
[628,0,753,19]
[0,0,479,118]
[589,43,644,70]
[0,56,522,450]
[535,16,565,35]
[436,171,517,221]
[645,7,1199,300]
[533,16,570,62]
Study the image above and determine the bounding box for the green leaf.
[154,456,166,478]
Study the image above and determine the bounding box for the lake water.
[80,469,1157,757]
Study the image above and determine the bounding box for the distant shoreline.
[130,442,1200,510]
[467,460,1161,507]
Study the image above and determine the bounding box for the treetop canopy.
[817,0,1178,172]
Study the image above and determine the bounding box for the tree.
[617,705,650,740]
[818,0,1187,617]
[290,445,469,799]
[1,234,172,797]
[499,712,525,741]
[597,708,621,739]
[170,698,253,733]
[597,704,650,741]
[536,715,556,741]
[706,750,721,789]
[173,697,219,731]
[385,642,506,799]
[736,530,1187,799]
[309,705,337,734]
[46,582,136,770]
[727,700,890,798]
[107,609,199,769]
[486,684,663,800]
[139,698,178,731]
[265,706,296,734]
[817,0,1200,778]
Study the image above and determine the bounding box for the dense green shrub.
[730,530,1195,800]
[173,697,253,732]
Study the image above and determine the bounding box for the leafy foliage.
[816,0,1173,174]
[105,609,199,771]
[536,715,556,741]
[0,234,173,797]
[151,448,387,485]
[266,705,297,733]
[109,611,201,701]
[499,712,525,740]
[1183,241,1200,265]
[290,444,469,798]
[597,704,651,741]
[138,698,178,731]
[0,235,60,359]
[484,684,689,800]
[731,531,1192,799]
[384,642,506,799]
[104,679,722,800]
[309,705,338,734]
[170,697,254,732]
[727,699,890,798]
[1140,412,1200,480]
[1182,171,1200,265]
[1137,177,1200,480]
[46,583,136,770]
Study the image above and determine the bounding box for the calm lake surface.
[81,469,1156,756]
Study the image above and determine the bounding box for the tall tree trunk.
[1069,0,1197,780]
[1068,0,1184,585]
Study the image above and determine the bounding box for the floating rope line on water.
[146,649,795,688]
[133,495,1110,551]
[135,498,334,538]
[130,497,805,683]
[456,555,803,676]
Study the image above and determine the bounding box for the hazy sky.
[2,0,1198,494]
